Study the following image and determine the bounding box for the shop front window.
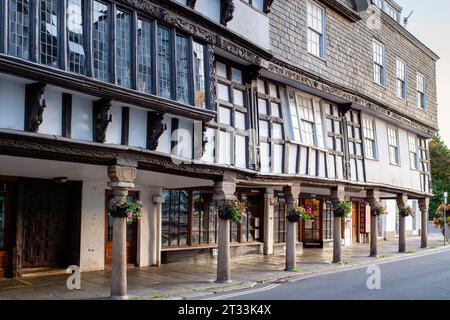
[0,184,6,249]
[191,191,217,245]
[274,192,286,243]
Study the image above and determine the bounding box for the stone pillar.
[367,189,381,257]
[214,176,237,283]
[331,185,346,264]
[283,185,301,271]
[107,165,137,300]
[396,194,408,253]
[418,197,430,249]
[263,188,275,255]
[151,190,164,266]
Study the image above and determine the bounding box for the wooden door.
[301,199,323,248]
[105,191,138,265]
[352,202,359,243]
[21,182,72,268]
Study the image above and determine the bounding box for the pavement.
[0,227,448,300]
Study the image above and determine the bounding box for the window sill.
[365,157,380,162]
[373,81,386,89]
[307,52,327,64]
[389,162,401,168]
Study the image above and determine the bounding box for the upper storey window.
[67,0,86,75]
[40,0,59,67]
[387,126,400,165]
[396,59,406,100]
[372,40,385,86]
[243,0,264,12]
[8,0,30,60]
[417,73,426,110]
[93,1,110,82]
[371,0,401,23]
[362,117,378,160]
[116,10,132,88]
[307,1,325,59]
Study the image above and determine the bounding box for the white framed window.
[417,73,426,110]
[373,40,385,85]
[396,59,406,99]
[242,0,264,11]
[289,92,325,148]
[371,0,384,10]
[387,126,399,165]
[408,135,419,170]
[362,117,377,159]
[307,1,325,58]
[385,4,399,22]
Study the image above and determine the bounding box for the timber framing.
[0,131,431,199]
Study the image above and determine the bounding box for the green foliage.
[334,200,352,220]
[429,136,450,219]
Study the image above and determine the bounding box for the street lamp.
[444,192,449,246]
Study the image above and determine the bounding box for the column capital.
[108,165,137,184]
[283,185,301,205]
[418,197,430,212]
[366,189,381,202]
[213,179,237,202]
[396,193,409,210]
[153,195,165,204]
[331,185,346,205]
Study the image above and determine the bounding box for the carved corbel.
[220,0,235,25]
[147,112,167,151]
[93,99,112,143]
[244,65,262,84]
[339,102,354,115]
[263,0,274,13]
[25,82,47,133]
[186,0,197,9]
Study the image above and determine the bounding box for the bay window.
[193,42,206,108]
[67,0,85,74]
[137,19,152,93]
[325,103,345,180]
[157,26,172,99]
[346,110,365,182]
[8,0,31,60]
[175,35,190,104]
[92,0,110,82]
[40,0,59,67]
[115,9,132,88]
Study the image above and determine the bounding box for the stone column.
[331,185,346,264]
[263,188,275,255]
[107,165,137,300]
[418,197,430,249]
[214,176,237,283]
[367,189,381,257]
[283,185,301,271]
[151,190,164,266]
[396,194,408,253]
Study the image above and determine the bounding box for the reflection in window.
[67,0,85,74]
[162,190,189,247]
[8,0,30,59]
[193,42,206,108]
[0,185,6,249]
[116,10,132,88]
[158,27,172,99]
[176,35,189,104]
[137,19,152,93]
[92,1,109,82]
[40,0,59,67]
[191,192,217,245]
[274,193,286,243]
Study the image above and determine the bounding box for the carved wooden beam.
[146,112,167,151]
[93,99,112,143]
[186,0,196,9]
[263,0,274,13]
[220,0,235,26]
[24,82,47,133]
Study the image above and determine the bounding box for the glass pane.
[216,62,227,78]
[273,123,283,139]
[93,1,110,82]
[8,0,30,60]
[235,112,246,130]
[259,120,269,138]
[137,19,152,93]
[176,35,190,104]
[231,68,243,83]
[158,27,172,99]
[40,0,59,67]
[271,103,280,117]
[67,0,85,74]
[193,42,206,108]
[161,190,170,246]
[218,106,231,125]
[233,89,244,106]
[0,193,6,248]
[258,99,267,114]
[116,10,131,88]
[218,83,230,101]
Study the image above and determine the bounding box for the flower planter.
[109,206,129,218]
[287,214,300,223]
[218,207,232,220]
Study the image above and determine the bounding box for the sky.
[395,0,450,146]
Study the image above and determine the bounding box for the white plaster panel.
[202,127,215,163]
[136,186,158,267]
[105,104,122,145]
[39,89,62,136]
[156,116,172,154]
[196,0,221,22]
[0,78,25,130]
[71,95,93,141]
[79,181,107,272]
[177,120,193,159]
[129,108,147,148]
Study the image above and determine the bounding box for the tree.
[429,135,450,219]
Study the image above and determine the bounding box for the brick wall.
[268,0,438,130]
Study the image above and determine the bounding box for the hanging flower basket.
[432,204,450,232]
[217,200,247,224]
[109,198,144,220]
[287,205,314,223]
[371,202,386,216]
[400,206,414,218]
[334,200,352,220]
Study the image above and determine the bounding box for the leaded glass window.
[157,27,172,99]
[92,1,110,82]
[193,42,206,108]
[176,35,189,104]
[40,0,59,67]
[67,0,85,74]
[137,19,152,94]
[115,9,131,88]
[8,0,30,59]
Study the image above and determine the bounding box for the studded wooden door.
[22,183,71,268]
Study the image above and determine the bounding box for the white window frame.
[387,126,400,166]
[362,116,378,160]
[396,58,407,100]
[372,40,385,86]
[307,1,325,59]
[417,73,426,110]
[408,134,419,170]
